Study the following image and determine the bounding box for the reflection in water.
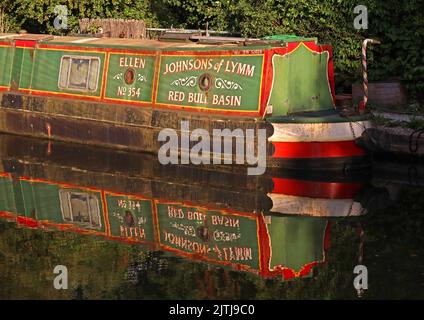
[0,133,423,299]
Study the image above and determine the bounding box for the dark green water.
[0,133,423,299]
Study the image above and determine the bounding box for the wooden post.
[78,18,146,39]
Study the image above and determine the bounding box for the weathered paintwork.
[106,192,154,243]
[0,35,335,118]
[0,173,15,214]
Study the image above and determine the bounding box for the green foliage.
[0,3,20,33]
[155,0,423,100]
[366,0,424,102]
[7,0,160,34]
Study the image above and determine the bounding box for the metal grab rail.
[359,38,381,114]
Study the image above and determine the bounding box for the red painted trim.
[158,49,265,56]
[101,97,152,107]
[150,103,260,117]
[272,178,364,199]
[322,44,335,102]
[154,198,255,217]
[323,221,331,250]
[259,49,271,117]
[17,216,39,228]
[287,41,318,52]
[272,140,366,158]
[0,172,12,178]
[38,43,264,56]
[38,43,112,53]
[0,211,16,220]
[257,213,271,276]
[100,53,109,99]
[18,89,101,102]
[15,40,37,48]
[151,53,160,105]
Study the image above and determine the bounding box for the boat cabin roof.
[0,33,318,50]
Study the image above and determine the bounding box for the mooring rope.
[409,127,424,154]
[356,223,365,298]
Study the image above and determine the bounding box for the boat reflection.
[0,134,387,281]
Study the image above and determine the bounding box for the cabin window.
[58,56,100,92]
[59,190,102,229]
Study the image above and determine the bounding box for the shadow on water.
[0,133,423,299]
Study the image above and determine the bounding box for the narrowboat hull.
[0,33,371,171]
[0,91,371,171]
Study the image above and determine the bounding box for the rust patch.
[10,81,19,91]
[2,94,23,109]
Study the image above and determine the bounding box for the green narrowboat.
[0,32,372,171]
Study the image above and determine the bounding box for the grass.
[372,115,424,130]
[406,118,424,130]
[368,102,424,116]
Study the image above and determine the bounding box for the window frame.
[58,55,100,92]
[59,190,102,229]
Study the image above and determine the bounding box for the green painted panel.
[157,202,260,269]
[267,44,334,116]
[266,215,327,272]
[10,47,23,89]
[0,46,13,87]
[104,54,156,102]
[19,180,106,232]
[0,176,16,213]
[106,193,154,242]
[20,180,62,221]
[19,48,35,89]
[156,55,263,112]
[31,49,105,96]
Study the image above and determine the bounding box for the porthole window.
[124,68,135,85]
[198,73,212,91]
[58,55,100,92]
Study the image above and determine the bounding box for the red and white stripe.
[269,120,372,158]
[269,178,367,217]
[269,194,366,217]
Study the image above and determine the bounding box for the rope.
[356,223,365,298]
[407,165,419,186]
[409,127,424,154]
[357,224,365,265]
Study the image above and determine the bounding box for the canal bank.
[360,110,424,157]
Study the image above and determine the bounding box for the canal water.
[0,133,423,300]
